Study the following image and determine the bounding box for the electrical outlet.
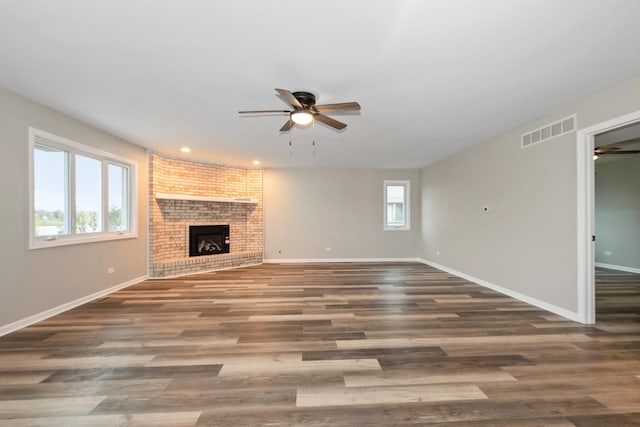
[107,267,115,274]
[604,251,612,256]
[436,251,440,256]
[325,246,332,252]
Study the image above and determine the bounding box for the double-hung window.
[29,128,136,249]
[384,180,410,231]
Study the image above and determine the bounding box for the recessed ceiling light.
[252,160,261,166]
[180,147,191,153]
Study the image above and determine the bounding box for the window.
[29,128,137,249]
[108,163,129,232]
[384,180,410,230]
[75,154,103,233]
[33,144,69,237]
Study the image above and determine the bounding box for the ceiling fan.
[239,88,361,131]
[594,146,640,156]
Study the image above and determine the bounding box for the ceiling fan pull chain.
[289,134,293,157]
[311,119,316,157]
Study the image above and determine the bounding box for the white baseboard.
[420,259,581,322]
[263,257,422,264]
[0,275,147,337]
[595,262,640,275]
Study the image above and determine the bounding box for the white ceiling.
[595,121,640,149]
[2,0,640,169]
[594,121,640,164]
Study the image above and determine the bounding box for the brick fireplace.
[148,152,263,277]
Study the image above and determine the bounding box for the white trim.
[576,126,595,324]
[595,262,640,275]
[263,257,422,264]
[576,109,640,325]
[420,259,581,322]
[0,275,146,337]
[28,127,36,246]
[31,127,137,167]
[30,232,139,249]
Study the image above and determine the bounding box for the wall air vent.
[521,114,577,148]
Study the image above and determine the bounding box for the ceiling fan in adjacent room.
[594,144,640,158]
[239,88,361,131]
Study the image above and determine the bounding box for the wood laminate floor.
[0,263,639,426]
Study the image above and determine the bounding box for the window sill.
[30,232,138,250]
[384,226,411,231]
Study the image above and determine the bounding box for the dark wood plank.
[0,262,638,426]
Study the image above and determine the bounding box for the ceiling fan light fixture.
[291,111,313,126]
[239,88,357,131]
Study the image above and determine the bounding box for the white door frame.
[576,109,640,324]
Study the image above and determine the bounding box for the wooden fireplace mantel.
[155,193,259,204]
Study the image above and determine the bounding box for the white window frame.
[383,180,410,231]
[28,128,138,249]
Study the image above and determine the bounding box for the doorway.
[577,110,640,324]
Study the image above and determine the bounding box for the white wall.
[595,156,640,270]
[420,75,640,318]
[263,168,420,260]
[0,87,148,331]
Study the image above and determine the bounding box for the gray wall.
[4,70,640,328]
[263,168,420,260]
[595,156,640,270]
[420,75,640,315]
[0,87,148,329]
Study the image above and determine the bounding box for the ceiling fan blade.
[314,102,361,112]
[598,150,640,154]
[595,147,621,153]
[279,118,295,132]
[239,109,290,114]
[314,113,347,130]
[275,88,303,109]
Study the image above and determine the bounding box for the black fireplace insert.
[189,225,230,257]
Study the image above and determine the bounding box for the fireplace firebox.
[189,225,230,257]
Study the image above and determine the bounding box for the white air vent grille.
[521,114,576,148]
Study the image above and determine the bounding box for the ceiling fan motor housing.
[292,91,316,108]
